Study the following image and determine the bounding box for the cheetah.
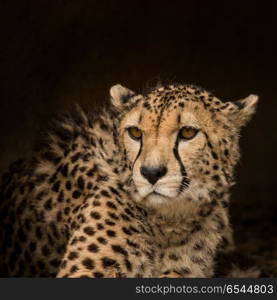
[0,83,258,277]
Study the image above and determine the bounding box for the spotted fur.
[0,83,258,277]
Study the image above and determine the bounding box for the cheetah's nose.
[140,166,167,185]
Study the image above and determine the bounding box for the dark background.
[0,0,276,223]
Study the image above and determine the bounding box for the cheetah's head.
[110,84,258,208]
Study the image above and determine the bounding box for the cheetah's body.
[0,84,258,277]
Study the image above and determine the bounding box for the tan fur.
[0,84,258,277]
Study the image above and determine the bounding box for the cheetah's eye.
[179,126,199,140]
[127,126,142,140]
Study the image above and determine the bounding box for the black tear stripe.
[132,139,143,171]
[173,137,190,193]
[131,116,143,172]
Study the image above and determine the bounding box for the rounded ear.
[110,84,137,109]
[224,94,259,127]
[233,94,259,127]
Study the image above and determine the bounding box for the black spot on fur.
[61,164,69,177]
[91,211,101,220]
[212,175,220,182]
[109,186,121,197]
[52,180,60,193]
[122,227,132,235]
[82,258,95,270]
[193,241,204,250]
[124,208,135,218]
[42,245,51,257]
[35,227,43,240]
[86,165,98,177]
[102,257,117,268]
[97,223,104,230]
[83,226,95,236]
[121,213,131,222]
[168,254,179,261]
[70,265,79,274]
[92,200,101,206]
[211,151,218,160]
[101,190,110,197]
[77,176,85,190]
[108,212,119,220]
[124,259,132,272]
[106,201,117,210]
[97,237,108,245]
[50,258,60,268]
[224,149,229,157]
[44,198,53,210]
[71,152,81,163]
[105,219,116,226]
[88,243,99,253]
[65,181,72,190]
[72,190,82,199]
[93,272,104,277]
[111,245,128,256]
[106,230,116,237]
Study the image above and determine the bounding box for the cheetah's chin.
[144,192,170,205]
[132,190,173,206]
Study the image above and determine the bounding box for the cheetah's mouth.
[152,191,168,198]
[143,191,170,205]
[135,185,181,204]
[153,191,163,195]
[133,176,185,204]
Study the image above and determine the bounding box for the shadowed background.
[0,1,276,258]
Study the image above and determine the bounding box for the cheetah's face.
[110,84,258,207]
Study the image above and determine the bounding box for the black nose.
[140,166,167,185]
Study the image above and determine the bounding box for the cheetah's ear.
[229,94,259,127]
[110,84,137,109]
